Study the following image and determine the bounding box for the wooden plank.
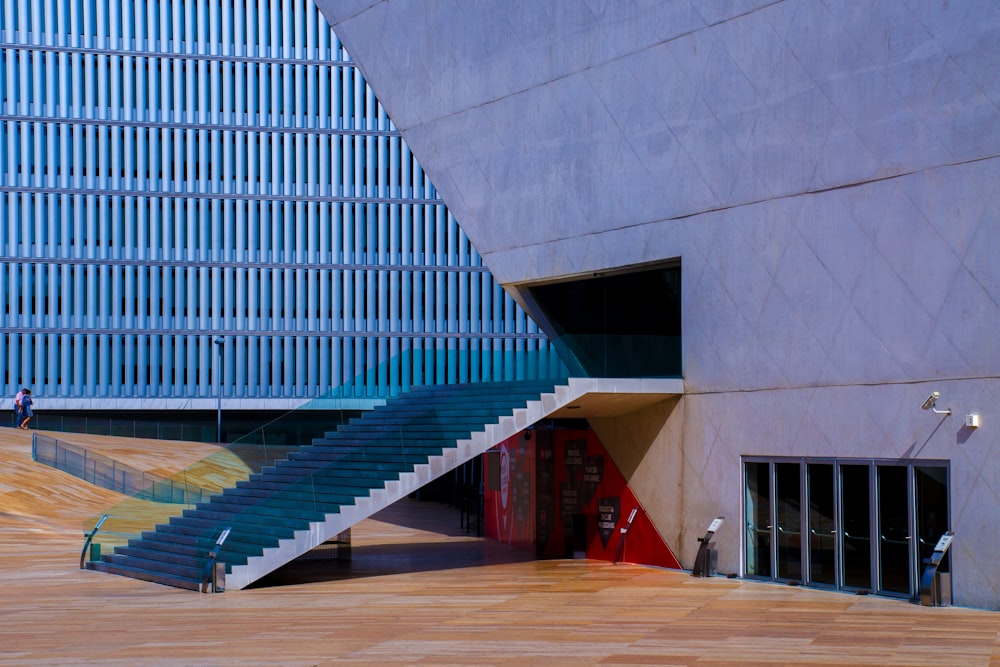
[1,426,999,665]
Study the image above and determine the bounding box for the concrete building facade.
[318,1,1000,609]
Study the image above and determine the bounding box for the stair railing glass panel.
[84,348,569,574]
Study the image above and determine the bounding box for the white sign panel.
[934,532,955,553]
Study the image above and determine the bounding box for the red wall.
[484,428,680,569]
[484,431,537,550]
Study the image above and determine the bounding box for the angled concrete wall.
[319,1,1000,609]
[319,1,1000,283]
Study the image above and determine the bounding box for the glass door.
[839,464,872,591]
[775,462,803,581]
[742,457,948,599]
[915,466,950,572]
[806,463,836,586]
[876,465,911,596]
[744,461,772,578]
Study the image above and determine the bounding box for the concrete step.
[116,544,206,568]
[126,535,203,559]
[101,551,203,580]
[167,515,300,541]
[244,471,387,491]
[221,484,356,506]
[266,459,407,478]
[182,505,327,526]
[212,481,356,502]
[89,559,202,591]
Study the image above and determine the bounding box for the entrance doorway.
[743,458,949,599]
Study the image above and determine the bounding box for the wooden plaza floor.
[1,427,999,666]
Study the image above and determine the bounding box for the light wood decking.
[1,427,998,666]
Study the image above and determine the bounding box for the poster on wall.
[582,455,603,507]
[597,496,620,548]
[535,434,555,553]
[485,433,536,551]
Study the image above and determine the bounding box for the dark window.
[524,262,681,378]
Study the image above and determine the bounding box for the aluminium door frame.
[741,455,950,599]
[803,458,839,590]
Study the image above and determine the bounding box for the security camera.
[921,391,951,415]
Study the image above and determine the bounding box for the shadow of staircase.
[88,380,567,590]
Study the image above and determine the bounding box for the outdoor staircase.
[88,380,569,591]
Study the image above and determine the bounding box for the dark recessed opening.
[523,262,681,378]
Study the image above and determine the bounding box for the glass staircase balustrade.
[82,348,569,591]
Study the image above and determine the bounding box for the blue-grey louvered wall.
[0,0,563,411]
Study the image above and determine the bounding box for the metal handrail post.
[80,514,110,569]
[202,527,231,593]
[614,508,639,565]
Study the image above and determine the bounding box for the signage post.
[613,508,639,565]
[202,527,231,594]
[919,531,954,607]
[692,516,724,577]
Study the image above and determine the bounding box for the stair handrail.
[201,527,232,593]
[80,514,110,569]
[33,433,209,504]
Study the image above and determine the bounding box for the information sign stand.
[202,527,231,594]
[613,508,639,565]
[692,516,724,577]
[918,531,954,607]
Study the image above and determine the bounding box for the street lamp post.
[214,337,225,443]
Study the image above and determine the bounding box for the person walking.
[17,389,33,430]
[13,388,25,427]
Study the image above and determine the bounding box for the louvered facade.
[0,1,561,410]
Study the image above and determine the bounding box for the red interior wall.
[484,432,537,551]
[484,428,680,569]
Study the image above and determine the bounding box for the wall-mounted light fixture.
[920,391,951,416]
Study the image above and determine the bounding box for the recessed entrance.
[743,457,949,600]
